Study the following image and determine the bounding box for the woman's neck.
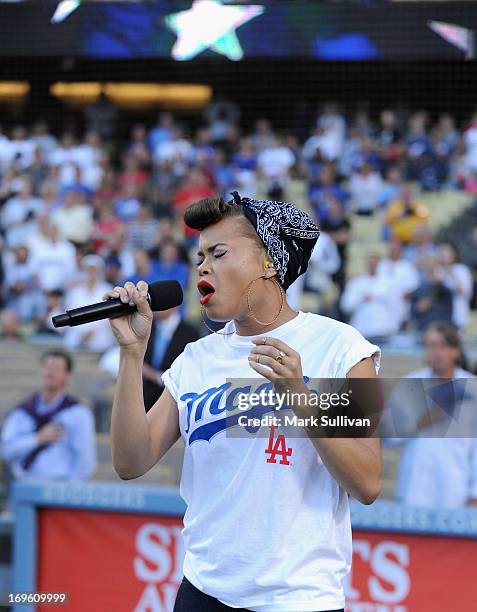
[233,303,298,337]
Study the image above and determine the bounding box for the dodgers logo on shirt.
[179,378,307,452]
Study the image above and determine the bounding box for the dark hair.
[184,196,265,254]
[40,349,74,373]
[425,321,467,368]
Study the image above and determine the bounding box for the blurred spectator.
[113,182,142,223]
[250,118,275,152]
[375,110,402,160]
[36,289,65,336]
[125,248,158,286]
[210,148,237,197]
[0,175,43,248]
[28,147,49,194]
[101,225,135,283]
[403,222,437,274]
[340,254,400,342]
[378,165,403,214]
[153,126,194,176]
[463,112,477,174]
[75,130,105,191]
[95,166,120,206]
[155,239,189,293]
[148,112,175,152]
[315,103,346,161]
[84,92,118,140]
[117,155,149,191]
[126,123,151,167]
[39,180,60,215]
[92,201,123,253]
[173,167,216,242]
[127,204,160,252]
[405,111,431,181]
[231,138,258,198]
[257,135,295,200]
[31,120,58,158]
[151,158,179,216]
[51,186,94,245]
[48,131,79,188]
[3,245,44,322]
[63,255,113,352]
[410,254,453,331]
[387,323,477,509]
[337,125,362,177]
[28,217,77,292]
[142,307,199,411]
[309,163,350,222]
[204,95,240,147]
[0,309,21,339]
[318,195,351,294]
[383,184,429,244]
[437,241,474,330]
[348,161,383,215]
[8,125,35,171]
[1,349,97,484]
[376,239,420,330]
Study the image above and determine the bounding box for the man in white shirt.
[376,238,420,329]
[257,135,295,198]
[1,349,97,485]
[348,162,383,215]
[28,216,77,292]
[340,254,401,341]
[51,187,94,245]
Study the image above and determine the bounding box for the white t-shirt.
[340,274,400,338]
[162,311,381,611]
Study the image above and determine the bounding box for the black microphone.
[52,280,183,328]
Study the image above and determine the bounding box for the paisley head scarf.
[228,191,320,290]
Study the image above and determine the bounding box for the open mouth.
[197,280,216,305]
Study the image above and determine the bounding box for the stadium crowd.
[1,99,477,508]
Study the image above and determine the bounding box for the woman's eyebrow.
[196,243,228,256]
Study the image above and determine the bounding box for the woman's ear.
[264,260,277,278]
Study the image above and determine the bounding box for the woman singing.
[107,191,382,612]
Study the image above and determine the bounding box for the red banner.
[37,509,477,612]
[347,531,477,611]
[37,509,184,612]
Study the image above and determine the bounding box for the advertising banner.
[37,509,477,611]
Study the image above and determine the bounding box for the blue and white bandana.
[228,191,320,290]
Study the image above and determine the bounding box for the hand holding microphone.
[52,279,183,354]
[105,281,154,352]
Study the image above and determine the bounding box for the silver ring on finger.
[275,350,286,365]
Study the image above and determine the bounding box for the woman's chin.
[203,303,233,323]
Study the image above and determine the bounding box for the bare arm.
[306,357,382,505]
[106,280,180,480]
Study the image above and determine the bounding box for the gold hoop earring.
[200,306,234,335]
[246,275,284,326]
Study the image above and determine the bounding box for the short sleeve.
[336,325,381,377]
[161,350,186,402]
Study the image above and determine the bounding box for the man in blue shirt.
[1,349,97,485]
